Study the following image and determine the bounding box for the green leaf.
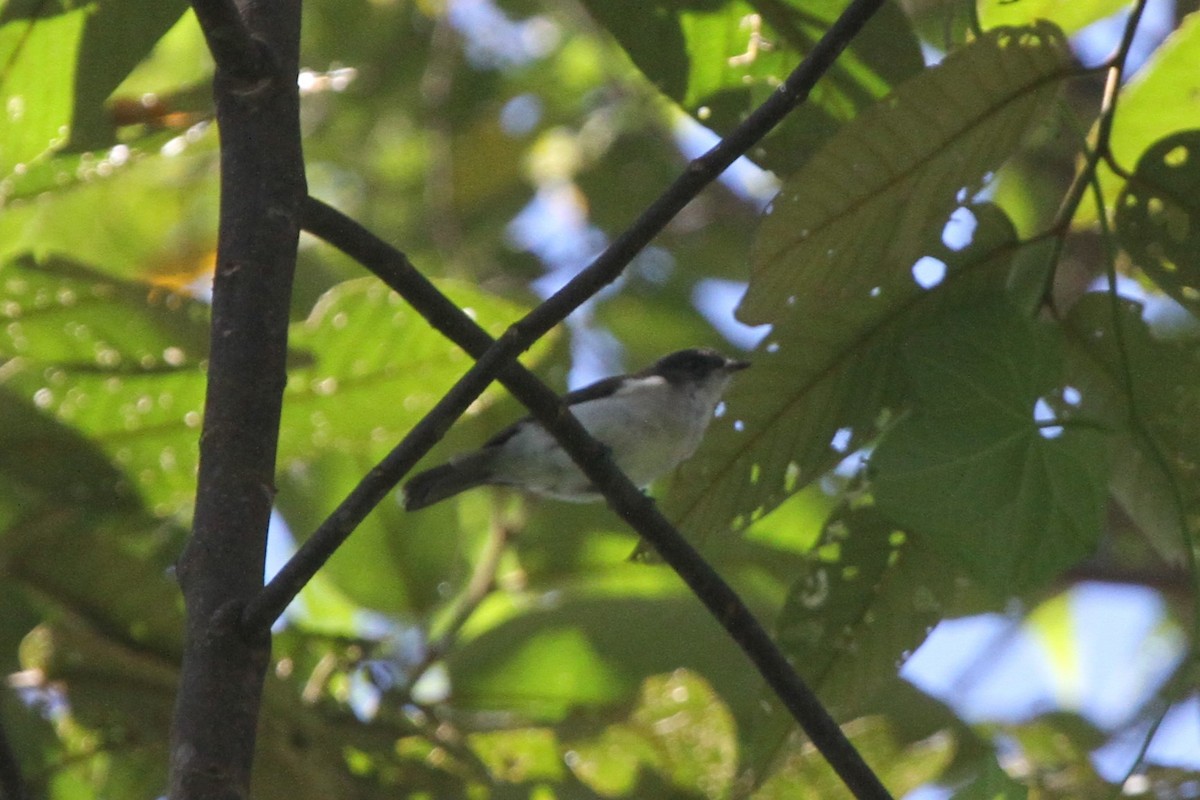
[1115,130,1200,315]
[582,0,923,173]
[0,262,549,518]
[661,24,1072,549]
[448,565,765,723]
[952,754,1028,799]
[68,0,189,150]
[743,505,961,785]
[0,1,87,180]
[279,276,557,466]
[0,254,210,516]
[664,203,1018,549]
[742,24,1070,327]
[0,143,221,283]
[0,253,210,364]
[1063,293,1200,562]
[871,298,1109,592]
[562,670,737,797]
[977,0,1129,36]
[576,1,689,99]
[1084,11,1200,227]
[749,715,952,799]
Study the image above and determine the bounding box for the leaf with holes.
[1082,12,1200,228]
[1116,130,1200,315]
[660,24,1073,549]
[871,298,1109,592]
[743,504,961,783]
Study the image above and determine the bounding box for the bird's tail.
[402,451,494,511]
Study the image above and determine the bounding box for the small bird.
[402,348,749,510]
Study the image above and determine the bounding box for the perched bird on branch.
[402,348,749,510]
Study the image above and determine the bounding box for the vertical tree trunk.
[168,1,305,797]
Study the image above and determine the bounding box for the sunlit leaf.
[871,298,1109,591]
[563,670,737,797]
[280,277,541,464]
[0,254,209,516]
[749,715,952,799]
[69,0,190,150]
[0,1,86,181]
[977,0,1128,36]
[1084,11,1200,227]
[0,143,221,283]
[448,565,765,723]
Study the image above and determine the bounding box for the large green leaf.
[0,142,221,283]
[0,0,186,188]
[279,277,541,464]
[661,23,1073,549]
[871,298,1109,592]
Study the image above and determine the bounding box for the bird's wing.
[561,375,625,405]
[480,375,626,448]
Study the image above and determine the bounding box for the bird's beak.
[726,358,751,372]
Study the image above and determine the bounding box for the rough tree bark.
[167,0,305,797]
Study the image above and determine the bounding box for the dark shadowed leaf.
[871,298,1109,592]
[1116,130,1200,315]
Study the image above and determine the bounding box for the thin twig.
[1037,0,1149,310]
[1090,162,1200,798]
[402,512,516,695]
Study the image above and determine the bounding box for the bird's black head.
[647,348,750,385]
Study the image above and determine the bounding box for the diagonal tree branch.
[167,0,306,798]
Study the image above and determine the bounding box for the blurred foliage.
[1,0,1199,798]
